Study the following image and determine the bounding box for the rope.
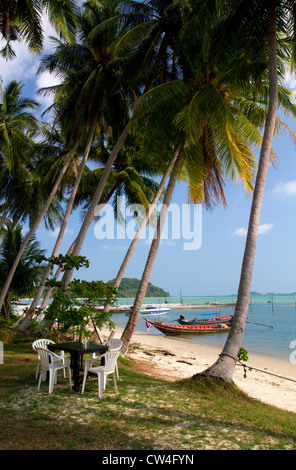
[237,361,296,383]
[114,322,296,384]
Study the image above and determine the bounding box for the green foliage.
[0,223,46,318]
[40,254,117,339]
[238,347,249,363]
[35,254,89,272]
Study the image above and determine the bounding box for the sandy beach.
[103,325,296,414]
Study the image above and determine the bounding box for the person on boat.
[179,314,185,321]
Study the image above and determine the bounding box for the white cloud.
[234,227,248,237]
[35,70,61,110]
[258,223,275,234]
[0,13,60,113]
[234,224,274,236]
[0,38,39,84]
[273,180,296,196]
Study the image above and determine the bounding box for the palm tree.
[195,0,295,383]
[107,148,178,307]
[0,222,46,319]
[0,0,122,314]
[0,80,64,245]
[0,0,77,58]
[18,0,133,317]
[0,131,80,313]
[121,147,183,352]
[58,0,189,291]
[119,0,296,353]
[0,80,38,178]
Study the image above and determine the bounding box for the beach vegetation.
[43,278,116,341]
[27,254,117,339]
[0,339,296,450]
[0,223,46,319]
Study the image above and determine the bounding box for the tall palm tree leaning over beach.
[120,0,296,354]
[0,133,80,313]
[57,0,186,292]
[103,149,178,313]
[194,0,296,383]
[16,0,130,333]
[0,0,81,315]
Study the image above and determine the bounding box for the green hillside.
[109,278,170,298]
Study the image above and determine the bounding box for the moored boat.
[140,307,171,316]
[176,314,233,325]
[125,306,171,316]
[145,318,231,335]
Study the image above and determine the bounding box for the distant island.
[109,278,170,298]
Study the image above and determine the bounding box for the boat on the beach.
[140,306,171,316]
[176,314,233,326]
[145,318,231,335]
[126,306,171,316]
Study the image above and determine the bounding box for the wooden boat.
[176,314,233,326]
[145,318,231,335]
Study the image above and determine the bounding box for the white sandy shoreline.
[102,325,296,414]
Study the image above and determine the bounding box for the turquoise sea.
[112,294,296,363]
[19,294,296,363]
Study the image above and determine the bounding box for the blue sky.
[1,19,296,297]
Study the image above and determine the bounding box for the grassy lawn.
[0,339,296,450]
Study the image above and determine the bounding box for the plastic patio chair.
[32,339,67,380]
[32,338,55,379]
[102,338,122,378]
[81,350,121,398]
[36,347,72,394]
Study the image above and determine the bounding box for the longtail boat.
[176,314,233,326]
[145,318,231,335]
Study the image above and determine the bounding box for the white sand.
[103,325,296,414]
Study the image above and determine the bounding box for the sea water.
[112,295,296,363]
[19,294,296,363]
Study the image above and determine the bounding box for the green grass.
[0,339,296,450]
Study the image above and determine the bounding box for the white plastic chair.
[32,338,55,379]
[81,350,120,398]
[103,338,122,378]
[36,347,72,394]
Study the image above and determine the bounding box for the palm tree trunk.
[0,138,80,313]
[120,149,183,354]
[104,149,179,313]
[35,182,122,336]
[39,178,121,315]
[20,111,99,330]
[195,0,278,382]
[32,239,76,336]
[61,122,132,290]
[40,238,76,309]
